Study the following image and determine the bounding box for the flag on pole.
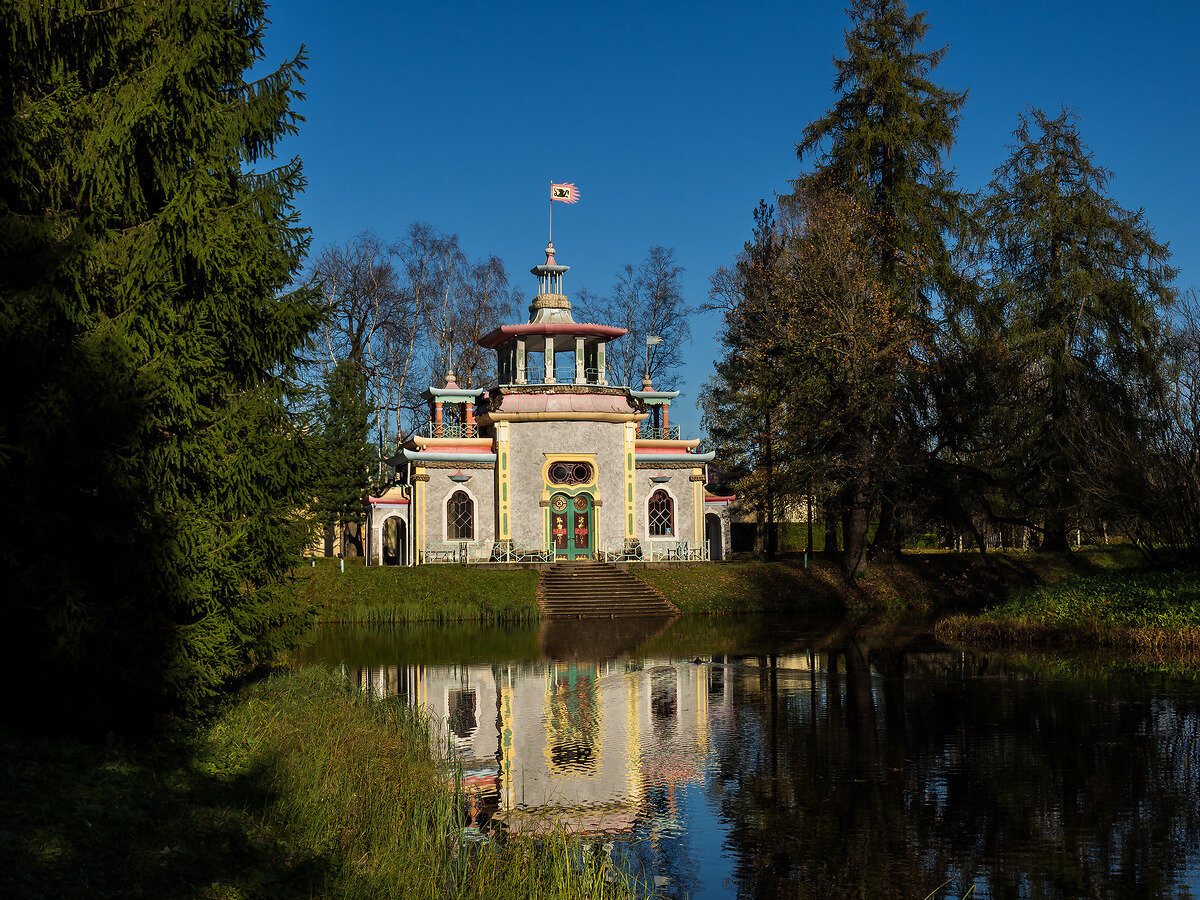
[550,182,579,203]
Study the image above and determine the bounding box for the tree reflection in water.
[712,646,1200,898]
[303,620,1200,897]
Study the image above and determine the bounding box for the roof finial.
[544,241,556,266]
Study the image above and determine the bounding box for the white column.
[544,336,555,383]
[516,339,526,384]
[575,336,585,384]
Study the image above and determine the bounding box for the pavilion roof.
[477,321,627,349]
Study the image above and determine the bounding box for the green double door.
[550,492,594,560]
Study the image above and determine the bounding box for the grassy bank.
[295,557,540,624]
[632,547,1146,617]
[936,569,1200,656]
[296,548,1147,625]
[0,669,634,899]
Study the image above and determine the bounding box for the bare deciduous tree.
[576,246,691,390]
[309,230,402,457]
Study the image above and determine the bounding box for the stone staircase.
[537,561,679,619]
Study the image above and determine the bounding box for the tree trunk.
[754,501,766,557]
[823,498,840,556]
[873,493,901,555]
[806,492,814,555]
[764,411,777,560]
[1042,511,1070,552]
[844,490,870,576]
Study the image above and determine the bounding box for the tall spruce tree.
[791,0,967,567]
[0,2,322,730]
[976,108,1175,550]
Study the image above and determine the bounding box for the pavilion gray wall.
[506,419,626,549]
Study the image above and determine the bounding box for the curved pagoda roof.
[478,321,626,349]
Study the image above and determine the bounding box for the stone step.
[536,562,676,619]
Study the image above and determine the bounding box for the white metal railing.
[599,539,709,562]
[646,540,709,562]
[600,539,645,562]
[420,542,472,564]
[419,540,709,564]
[420,541,555,563]
[482,542,554,563]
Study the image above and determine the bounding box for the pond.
[298,616,1200,898]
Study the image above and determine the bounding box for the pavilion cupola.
[478,242,628,387]
[529,242,574,324]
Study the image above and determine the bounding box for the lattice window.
[447,490,474,540]
[648,489,674,537]
[548,461,593,485]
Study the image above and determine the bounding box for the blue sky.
[259,1,1200,440]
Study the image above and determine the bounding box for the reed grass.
[2,670,639,898]
[295,558,541,625]
[206,669,639,898]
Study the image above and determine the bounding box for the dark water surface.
[299,616,1200,898]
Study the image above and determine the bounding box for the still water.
[299,616,1200,898]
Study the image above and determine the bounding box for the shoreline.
[293,548,1199,658]
[934,569,1200,658]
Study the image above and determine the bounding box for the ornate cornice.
[635,461,697,470]
[419,461,495,470]
[413,474,431,482]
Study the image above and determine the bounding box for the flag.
[551,182,579,203]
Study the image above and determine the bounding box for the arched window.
[648,489,674,537]
[447,490,474,540]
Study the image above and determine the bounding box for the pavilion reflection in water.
[349,654,824,836]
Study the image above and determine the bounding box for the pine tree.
[976,108,1176,550]
[793,0,967,565]
[0,2,322,730]
[313,361,376,557]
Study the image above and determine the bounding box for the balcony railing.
[416,421,479,439]
[500,372,609,387]
[636,422,681,441]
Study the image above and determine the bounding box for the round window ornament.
[573,495,589,511]
[548,461,593,485]
[551,495,568,512]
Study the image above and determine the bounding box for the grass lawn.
[936,569,1200,656]
[0,670,634,899]
[631,546,1147,617]
[294,557,540,624]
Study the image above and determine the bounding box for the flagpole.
[548,183,553,245]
